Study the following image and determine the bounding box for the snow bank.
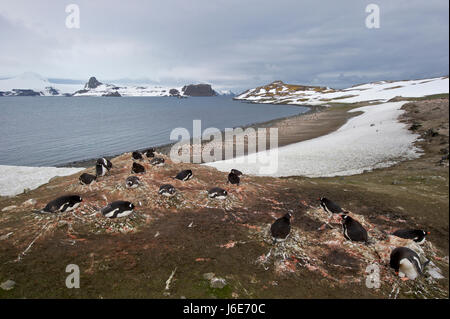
[0,165,83,197]
[205,102,421,177]
[236,76,449,105]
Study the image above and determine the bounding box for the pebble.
[0,280,16,291]
[22,199,37,206]
[203,272,215,280]
[210,277,227,289]
[1,205,17,212]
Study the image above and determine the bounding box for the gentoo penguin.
[231,169,243,176]
[96,157,112,177]
[97,158,112,170]
[270,213,292,243]
[132,151,143,160]
[175,169,193,181]
[101,201,135,218]
[79,173,96,185]
[319,197,344,215]
[125,176,141,189]
[392,229,430,244]
[228,172,240,185]
[150,157,165,166]
[145,148,155,158]
[96,163,108,177]
[131,162,146,174]
[39,195,83,213]
[341,214,368,242]
[390,247,429,280]
[208,187,228,199]
[158,184,176,197]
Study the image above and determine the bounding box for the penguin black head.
[129,203,135,210]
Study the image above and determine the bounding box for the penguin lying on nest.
[79,173,96,185]
[159,184,176,197]
[392,229,430,244]
[101,201,135,218]
[131,162,146,174]
[36,195,83,214]
[208,187,228,199]
[132,151,143,160]
[125,176,141,189]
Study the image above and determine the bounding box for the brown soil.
[0,98,448,299]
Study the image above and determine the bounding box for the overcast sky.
[0,0,448,92]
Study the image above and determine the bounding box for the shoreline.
[57,104,356,169]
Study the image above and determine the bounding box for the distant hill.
[0,72,77,96]
[0,73,227,97]
[235,77,449,105]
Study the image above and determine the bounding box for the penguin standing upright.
[131,162,146,174]
[101,201,135,218]
[230,169,243,176]
[96,163,108,177]
[96,158,112,177]
[39,195,83,213]
[390,247,429,280]
[175,169,193,181]
[97,158,112,170]
[270,213,292,243]
[228,172,240,185]
[392,229,430,244]
[145,148,155,158]
[341,215,368,242]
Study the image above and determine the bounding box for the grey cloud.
[0,0,448,92]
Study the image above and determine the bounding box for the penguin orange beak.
[427,232,431,235]
[395,271,399,275]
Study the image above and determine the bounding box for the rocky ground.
[0,98,448,299]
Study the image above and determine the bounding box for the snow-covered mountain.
[235,76,449,105]
[0,72,80,96]
[0,73,224,97]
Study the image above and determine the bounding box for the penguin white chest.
[399,259,419,280]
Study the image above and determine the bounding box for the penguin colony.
[39,149,432,282]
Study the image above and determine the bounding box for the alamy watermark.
[65,264,80,288]
[65,4,80,29]
[365,4,380,29]
[169,120,279,175]
[365,264,380,288]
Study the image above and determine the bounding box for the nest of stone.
[249,206,447,297]
[3,152,277,263]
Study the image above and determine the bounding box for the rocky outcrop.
[11,89,41,96]
[182,84,217,96]
[169,88,180,96]
[102,91,121,97]
[85,77,102,89]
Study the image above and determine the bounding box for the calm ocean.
[0,96,308,167]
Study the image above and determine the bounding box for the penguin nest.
[248,206,448,297]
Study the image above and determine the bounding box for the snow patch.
[0,165,83,197]
[205,102,421,177]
